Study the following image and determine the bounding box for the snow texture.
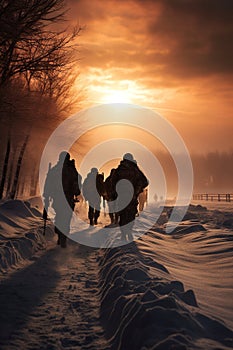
[0,199,232,349]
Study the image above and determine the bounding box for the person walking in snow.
[104,168,119,226]
[82,168,104,226]
[43,151,81,248]
[138,188,148,212]
[111,153,148,241]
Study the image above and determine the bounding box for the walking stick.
[42,162,51,236]
[42,206,48,236]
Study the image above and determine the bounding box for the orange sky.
[68,0,233,153]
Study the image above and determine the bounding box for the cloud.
[68,0,233,152]
[145,0,233,77]
[74,0,233,79]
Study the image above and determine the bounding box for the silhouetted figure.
[111,153,148,241]
[82,168,104,225]
[138,188,148,212]
[104,168,119,225]
[43,152,81,248]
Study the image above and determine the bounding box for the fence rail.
[193,193,233,202]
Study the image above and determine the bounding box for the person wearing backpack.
[111,153,148,241]
[43,151,81,248]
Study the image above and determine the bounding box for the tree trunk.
[0,136,11,199]
[11,135,29,199]
[6,155,14,198]
[30,166,39,197]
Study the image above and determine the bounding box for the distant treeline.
[191,152,233,193]
[153,151,233,197]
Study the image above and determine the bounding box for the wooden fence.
[193,193,232,202]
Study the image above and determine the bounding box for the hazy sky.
[68,0,233,153]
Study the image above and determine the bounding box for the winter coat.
[111,159,148,201]
[43,158,81,209]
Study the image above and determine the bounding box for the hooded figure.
[43,152,81,248]
[111,153,148,241]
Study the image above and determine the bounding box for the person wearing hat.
[111,153,148,241]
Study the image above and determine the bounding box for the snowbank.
[98,241,233,350]
[0,200,53,273]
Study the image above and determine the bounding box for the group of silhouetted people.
[43,152,148,247]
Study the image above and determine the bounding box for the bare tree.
[10,134,29,199]
[0,0,81,87]
[0,0,82,199]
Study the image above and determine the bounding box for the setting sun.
[101,89,133,104]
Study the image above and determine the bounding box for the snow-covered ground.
[0,199,232,349]
[191,199,233,212]
[0,199,53,273]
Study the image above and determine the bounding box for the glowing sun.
[101,89,133,104]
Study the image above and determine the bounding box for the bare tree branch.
[0,0,81,87]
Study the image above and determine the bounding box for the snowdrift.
[0,200,52,273]
[0,199,232,349]
[98,240,233,350]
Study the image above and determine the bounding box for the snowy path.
[0,239,110,350]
